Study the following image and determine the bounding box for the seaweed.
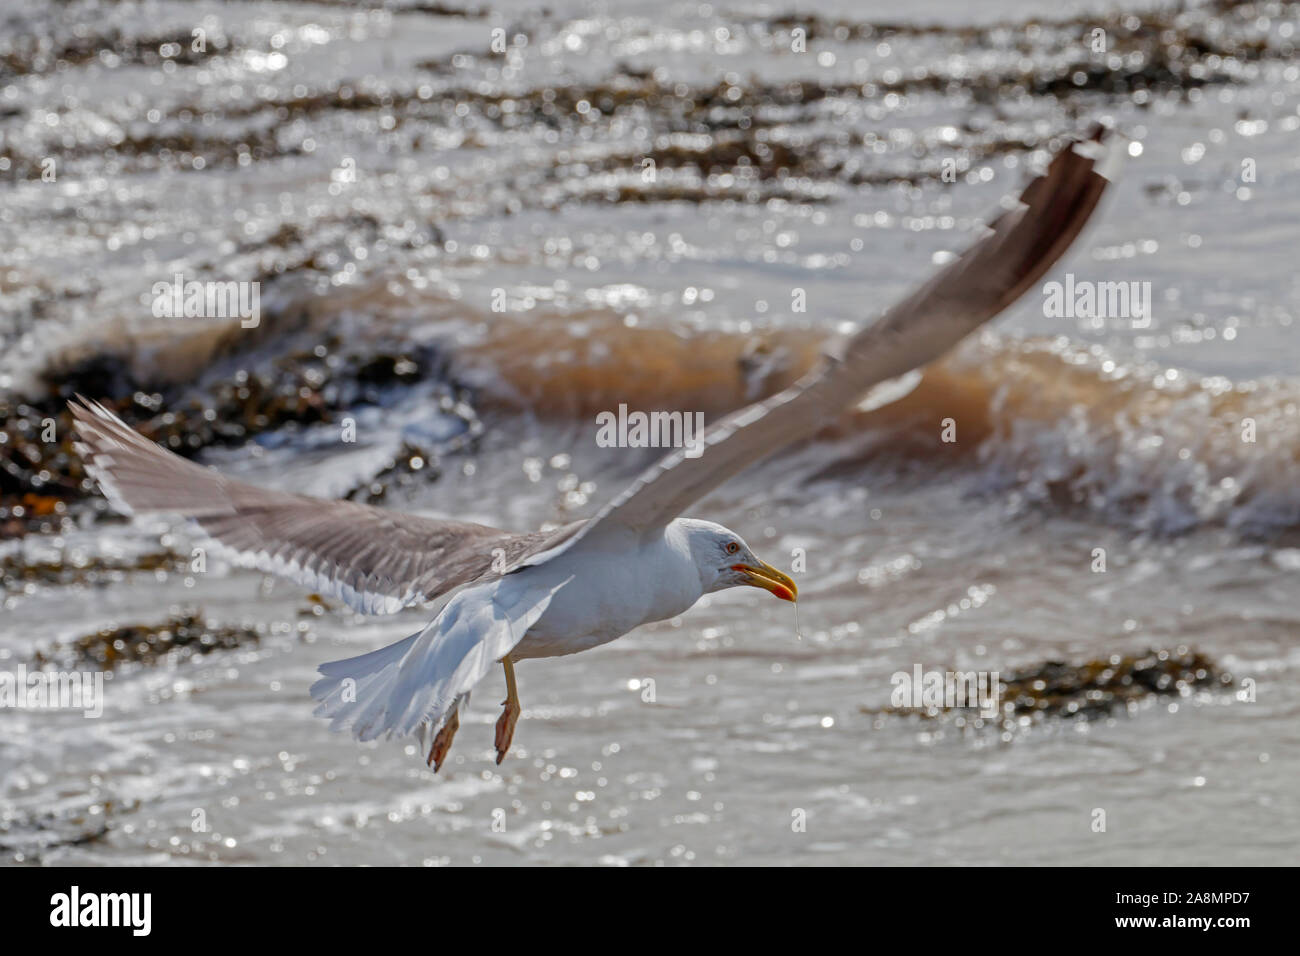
[9,2,1293,178]
[863,647,1235,731]
[0,337,476,538]
[31,611,262,670]
[0,550,186,592]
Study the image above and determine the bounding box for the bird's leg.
[494,658,521,765]
[427,708,459,771]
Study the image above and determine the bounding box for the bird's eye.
[725,542,740,554]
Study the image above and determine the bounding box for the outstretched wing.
[536,126,1114,554]
[70,399,568,614]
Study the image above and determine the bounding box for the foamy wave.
[953,338,1300,534]
[25,287,1300,536]
[463,315,1300,534]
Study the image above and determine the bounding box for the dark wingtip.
[67,393,101,416]
[1084,119,1111,143]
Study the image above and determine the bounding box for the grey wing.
[70,399,562,613]
[539,125,1115,551]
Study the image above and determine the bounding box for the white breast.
[510,523,706,660]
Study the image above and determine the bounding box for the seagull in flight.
[71,128,1112,770]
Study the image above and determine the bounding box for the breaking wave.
[21,289,1300,537]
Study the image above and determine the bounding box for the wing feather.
[538,126,1115,552]
[69,398,567,613]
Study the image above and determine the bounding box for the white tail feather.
[309,572,570,742]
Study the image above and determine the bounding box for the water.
[1,0,1298,865]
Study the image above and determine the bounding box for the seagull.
[70,127,1112,770]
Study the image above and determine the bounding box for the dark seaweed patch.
[31,611,262,671]
[0,29,229,81]
[1,336,475,537]
[1,550,186,592]
[996,647,1231,720]
[863,647,1234,731]
[8,3,1292,179]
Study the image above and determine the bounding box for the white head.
[675,518,798,603]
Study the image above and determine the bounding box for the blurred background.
[1,0,1298,865]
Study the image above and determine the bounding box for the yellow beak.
[732,561,798,602]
